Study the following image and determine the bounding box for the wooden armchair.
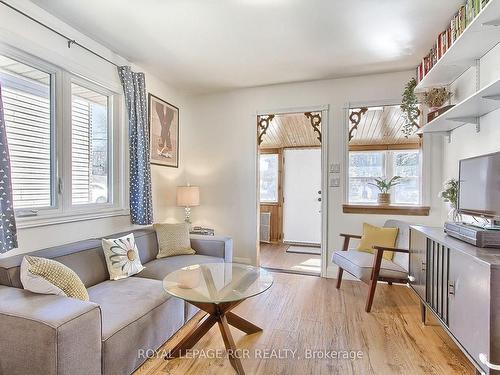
[333,220,410,312]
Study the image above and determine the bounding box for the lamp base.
[184,207,192,225]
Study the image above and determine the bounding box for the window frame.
[67,75,116,211]
[0,46,128,228]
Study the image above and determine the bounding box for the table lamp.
[176,185,200,224]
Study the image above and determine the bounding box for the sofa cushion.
[332,250,407,282]
[88,277,165,339]
[0,239,107,289]
[101,233,145,280]
[137,254,224,281]
[87,277,184,375]
[154,223,195,258]
[21,256,89,301]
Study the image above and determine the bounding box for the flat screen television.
[459,151,500,220]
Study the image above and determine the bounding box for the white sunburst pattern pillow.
[102,233,145,280]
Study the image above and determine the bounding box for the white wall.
[0,0,189,257]
[441,42,500,223]
[183,71,445,270]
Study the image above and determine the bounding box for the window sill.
[16,208,130,229]
[342,204,430,216]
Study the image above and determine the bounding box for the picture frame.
[148,93,179,168]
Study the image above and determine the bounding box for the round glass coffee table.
[163,262,273,375]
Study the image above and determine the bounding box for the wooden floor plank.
[134,272,474,375]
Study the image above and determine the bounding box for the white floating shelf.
[421,77,500,133]
[416,0,500,91]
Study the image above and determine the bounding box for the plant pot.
[378,193,391,205]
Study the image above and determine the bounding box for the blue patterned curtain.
[0,83,18,252]
[117,66,153,225]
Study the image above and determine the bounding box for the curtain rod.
[0,0,123,68]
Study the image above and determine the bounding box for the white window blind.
[0,56,52,210]
[71,83,109,205]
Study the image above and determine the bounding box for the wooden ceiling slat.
[349,105,420,147]
[260,113,321,149]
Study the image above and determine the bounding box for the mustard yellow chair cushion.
[357,223,399,261]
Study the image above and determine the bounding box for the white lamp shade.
[176,186,200,207]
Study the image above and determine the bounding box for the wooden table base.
[165,301,262,375]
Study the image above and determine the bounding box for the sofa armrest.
[0,286,102,375]
[190,235,233,262]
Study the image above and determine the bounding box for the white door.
[283,148,321,244]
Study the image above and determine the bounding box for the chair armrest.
[339,233,362,251]
[0,286,102,375]
[372,245,409,254]
[339,233,362,239]
[190,235,233,262]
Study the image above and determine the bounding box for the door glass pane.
[260,154,278,203]
[393,151,420,204]
[0,55,52,209]
[71,83,109,205]
[348,152,385,203]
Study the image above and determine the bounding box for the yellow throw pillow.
[20,256,89,301]
[154,223,196,258]
[357,223,399,261]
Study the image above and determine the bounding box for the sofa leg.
[336,268,343,289]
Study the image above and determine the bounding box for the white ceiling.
[31,0,463,94]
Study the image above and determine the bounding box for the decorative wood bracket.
[257,115,275,145]
[304,112,322,143]
[348,107,368,141]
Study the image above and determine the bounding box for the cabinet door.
[409,229,426,301]
[448,250,490,373]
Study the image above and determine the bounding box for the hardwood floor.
[259,242,321,275]
[134,272,474,375]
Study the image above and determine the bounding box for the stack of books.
[416,0,489,83]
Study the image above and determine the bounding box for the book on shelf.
[416,0,489,83]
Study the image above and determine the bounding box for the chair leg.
[365,277,378,312]
[365,249,384,313]
[336,268,343,289]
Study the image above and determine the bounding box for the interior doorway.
[257,109,328,276]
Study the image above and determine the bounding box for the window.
[347,105,422,205]
[348,150,421,204]
[0,50,122,224]
[348,151,385,203]
[260,153,279,203]
[71,83,109,205]
[0,55,53,209]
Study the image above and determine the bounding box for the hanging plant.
[400,78,420,137]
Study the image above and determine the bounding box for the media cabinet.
[409,225,500,374]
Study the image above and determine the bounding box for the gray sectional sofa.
[0,227,232,375]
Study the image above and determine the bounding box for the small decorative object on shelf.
[439,178,462,222]
[401,78,420,137]
[190,226,215,236]
[422,87,452,110]
[368,176,402,206]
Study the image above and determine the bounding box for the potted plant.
[369,176,402,205]
[423,87,452,111]
[400,78,420,137]
[439,178,461,222]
